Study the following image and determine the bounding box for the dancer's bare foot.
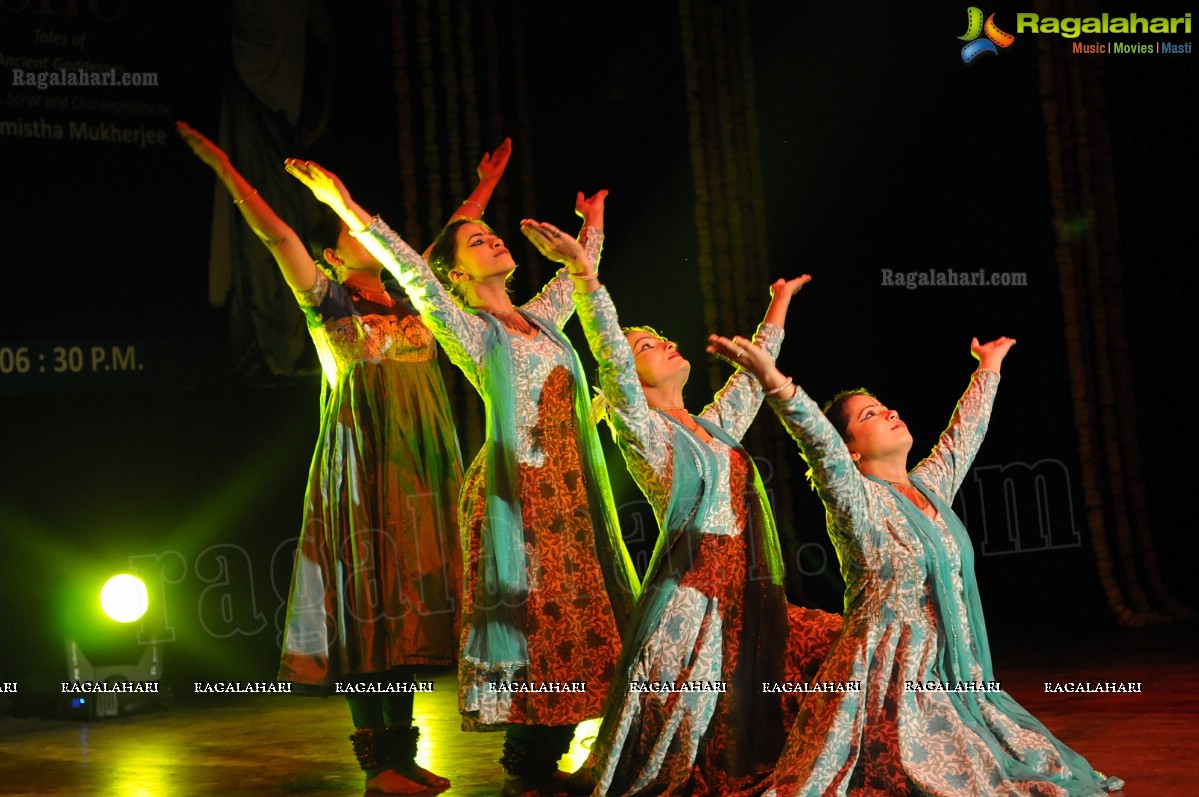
[399,762,449,789]
[365,768,427,794]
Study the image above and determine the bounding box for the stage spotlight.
[61,638,169,718]
[57,573,170,719]
[100,574,148,623]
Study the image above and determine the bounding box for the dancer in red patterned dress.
[287,160,639,797]
[565,275,841,796]
[180,124,510,794]
[704,331,1124,797]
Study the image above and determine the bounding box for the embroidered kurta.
[575,288,842,796]
[278,271,464,687]
[355,219,638,730]
[764,373,1121,796]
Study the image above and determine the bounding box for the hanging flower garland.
[1034,0,1129,624]
[1033,0,1188,626]
[678,0,720,395]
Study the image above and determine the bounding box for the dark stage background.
[1,0,1195,709]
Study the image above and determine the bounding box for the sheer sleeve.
[769,384,876,558]
[292,266,331,309]
[353,216,486,386]
[910,369,1000,503]
[698,322,783,441]
[523,226,603,328]
[574,287,672,499]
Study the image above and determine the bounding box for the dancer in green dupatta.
[704,333,1123,796]
[561,276,841,797]
[179,126,517,795]
[288,161,639,797]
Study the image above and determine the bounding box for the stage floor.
[1,629,1192,796]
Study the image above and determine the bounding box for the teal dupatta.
[870,475,1113,795]
[593,412,789,780]
[462,308,639,677]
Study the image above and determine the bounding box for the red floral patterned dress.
[357,219,631,730]
[574,287,842,796]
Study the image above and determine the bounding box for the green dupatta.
[593,412,788,779]
[462,308,639,678]
[870,475,1111,794]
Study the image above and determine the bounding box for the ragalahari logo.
[959,7,1016,63]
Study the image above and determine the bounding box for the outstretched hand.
[285,159,353,215]
[763,274,812,328]
[176,121,229,172]
[706,334,767,375]
[708,334,793,395]
[520,218,591,273]
[477,137,512,182]
[575,189,608,226]
[971,336,1017,373]
[770,274,812,301]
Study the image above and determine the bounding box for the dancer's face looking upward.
[626,329,690,390]
[447,222,517,287]
[838,393,914,463]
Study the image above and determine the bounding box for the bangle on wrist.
[233,189,259,205]
[461,199,484,214]
[570,272,599,281]
[765,376,794,397]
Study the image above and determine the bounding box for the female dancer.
[563,274,842,796]
[286,160,639,797]
[178,124,510,794]
[703,332,1123,796]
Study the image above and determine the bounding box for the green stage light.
[100,574,149,623]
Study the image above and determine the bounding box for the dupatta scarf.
[462,308,639,676]
[593,412,789,779]
[869,475,1111,794]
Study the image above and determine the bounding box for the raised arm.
[699,275,810,440]
[519,190,607,326]
[762,274,811,327]
[519,196,603,326]
[445,137,512,226]
[575,188,607,235]
[709,333,874,556]
[911,336,1013,501]
[574,286,672,490]
[773,382,875,557]
[285,159,486,382]
[177,122,316,291]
